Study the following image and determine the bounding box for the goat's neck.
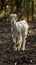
[11,20,16,29]
[13,21,16,29]
[14,20,16,25]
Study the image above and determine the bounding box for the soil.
[0,18,36,65]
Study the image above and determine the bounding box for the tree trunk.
[1,0,6,10]
[10,0,13,13]
[16,0,22,13]
[32,0,34,21]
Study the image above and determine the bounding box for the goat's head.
[9,14,17,22]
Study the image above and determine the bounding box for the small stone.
[30,60,32,62]
[15,62,17,65]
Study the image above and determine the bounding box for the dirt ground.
[0,18,36,65]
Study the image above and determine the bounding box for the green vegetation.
[0,0,36,21]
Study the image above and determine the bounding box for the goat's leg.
[12,35,17,51]
[13,44,17,51]
[17,35,22,51]
[13,42,17,51]
[21,30,28,51]
[21,38,26,51]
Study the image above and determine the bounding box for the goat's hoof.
[21,48,25,51]
[13,47,17,51]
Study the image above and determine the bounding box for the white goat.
[10,14,29,51]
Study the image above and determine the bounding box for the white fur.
[10,14,29,51]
